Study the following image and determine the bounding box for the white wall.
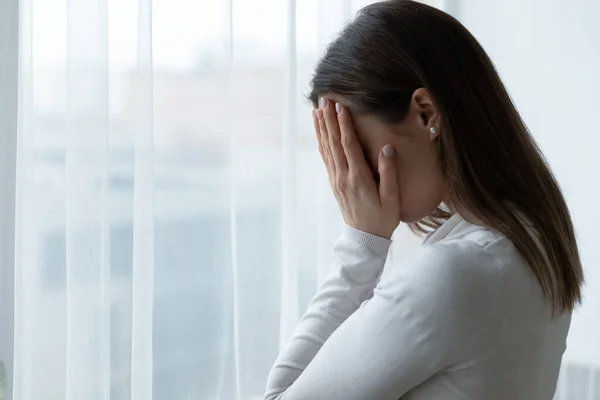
[451,0,600,366]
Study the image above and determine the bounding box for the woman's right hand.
[313,97,401,239]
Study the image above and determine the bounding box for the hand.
[313,98,401,239]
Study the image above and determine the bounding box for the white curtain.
[6,0,430,398]
[4,0,597,399]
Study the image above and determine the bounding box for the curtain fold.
[64,0,110,397]
[279,0,299,352]
[0,0,19,397]
[13,0,35,396]
[130,0,154,398]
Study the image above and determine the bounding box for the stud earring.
[430,127,437,135]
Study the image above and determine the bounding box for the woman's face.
[325,91,446,223]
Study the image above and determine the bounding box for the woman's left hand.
[313,97,401,239]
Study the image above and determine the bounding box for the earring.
[429,127,437,135]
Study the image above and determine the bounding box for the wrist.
[343,225,392,255]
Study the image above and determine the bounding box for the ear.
[410,88,441,141]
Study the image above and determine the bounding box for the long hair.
[309,0,583,313]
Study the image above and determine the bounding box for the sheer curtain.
[3,0,597,399]
[5,0,431,399]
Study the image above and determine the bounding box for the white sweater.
[264,214,570,400]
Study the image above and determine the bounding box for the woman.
[264,1,583,399]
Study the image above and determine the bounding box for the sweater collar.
[423,214,470,244]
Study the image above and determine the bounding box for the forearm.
[265,226,391,399]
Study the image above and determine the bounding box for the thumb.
[378,144,400,211]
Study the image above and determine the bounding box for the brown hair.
[309,0,583,313]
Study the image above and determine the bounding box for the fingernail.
[319,97,327,109]
[335,103,342,114]
[316,108,324,120]
[383,144,394,157]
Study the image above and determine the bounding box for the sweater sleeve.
[264,239,505,400]
[264,225,393,398]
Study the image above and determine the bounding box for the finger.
[336,103,369,172]
[313,109,334,181]
[313,109,324,158]
[321,97,348,173]
[316,106,336,177]
[378,144,400,211]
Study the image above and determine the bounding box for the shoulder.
[425,218,514,290]
[380,236,507,330]
[377,237,508,362]
[394,238,506,294]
